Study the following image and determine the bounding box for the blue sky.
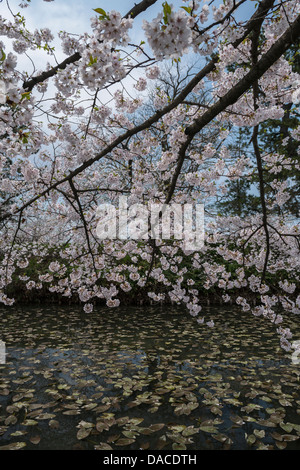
[1,0,194,85]
[2,0,175,65]
[3,1,255,36]
[4,0,180,36]
[3,0,256,59]
[1,0,256,100]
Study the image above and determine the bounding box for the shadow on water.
[0,304,300,450]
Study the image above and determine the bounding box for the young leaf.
[93,8,107,16]
[162,2,172,24]
[181,6,192,14]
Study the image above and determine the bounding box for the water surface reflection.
[0,305,300,450]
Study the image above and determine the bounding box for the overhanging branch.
[22,0,159,92]
[185,13,300,137]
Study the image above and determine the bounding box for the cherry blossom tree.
[0,0,299,350]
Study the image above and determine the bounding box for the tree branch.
[185,13,300,137]
[124,0,158,19]
[22,0,159,92]
[166,11,300,206]
[3,1,296,225]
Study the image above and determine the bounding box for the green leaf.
[275,440,287,450]
[10,431,27,437]
[162,1,172,24]
[88,55,98,66]
[37,413,56,420]
[199,425,218,434]
[280,423,293,433]
[93,8,110,20]
[149,423,165,432]
[246,434,256,445]
[282,434,299,442]
[0,442,27,450]
[180,6,192,14]
[182,426,199,437]
[168,424,186,433]
[122,431,137,438]
[212,433,230,443]
[129,417,144,425]
[230,415,244,426]
[95,443,113,450]
[5,415,17,425]
[172,442,186,450]
[254,429,265,439]
[279,398,293,407]
[93,8,107,16]
[77,427,91,440]
[115,438,135,446]
[22,419,38,426]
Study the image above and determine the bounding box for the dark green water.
[0,304,300,450]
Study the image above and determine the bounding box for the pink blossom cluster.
[143,7,195,60]
[0,0,299,354]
